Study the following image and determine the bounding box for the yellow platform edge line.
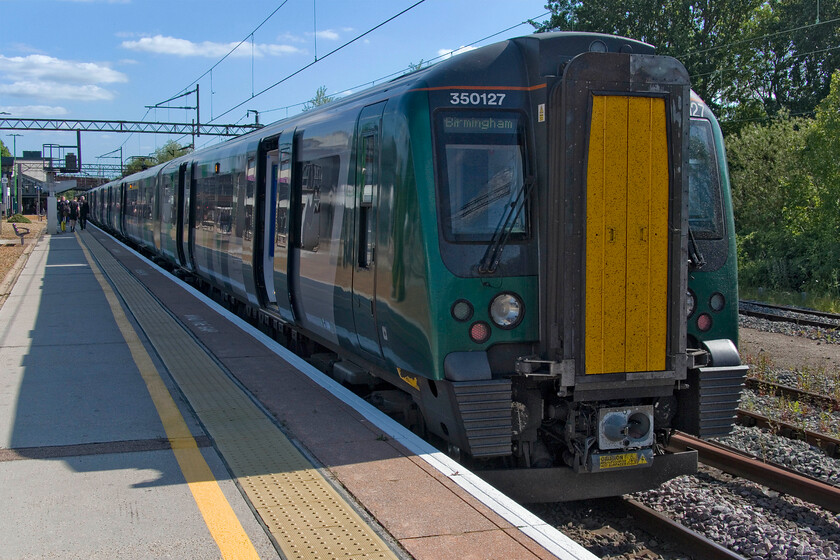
[77,236,262,560]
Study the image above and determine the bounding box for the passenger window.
[359,134,377,269]
[275,147,291,248]
[297,155,339,252]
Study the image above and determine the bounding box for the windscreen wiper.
[688,226,706,270]
[477,176,534,274]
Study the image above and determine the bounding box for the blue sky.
[0,0,550,169]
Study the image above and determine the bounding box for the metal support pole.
[15,162,20,215]
[7,133,21,214]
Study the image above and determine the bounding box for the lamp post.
[7,133,21,214]
[0,112,9,215]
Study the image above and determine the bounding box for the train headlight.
[709,292,725,312]
[687,290,697,318]
[489,292,524,329]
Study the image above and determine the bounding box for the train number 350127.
[450,92,507,105]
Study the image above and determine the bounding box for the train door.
[352,102,386,359]
[271,131,296,322]
[175,162,188,267]
[543,52,689,379]
[261,141,279,306]
[179,162,196,271]
[254,131,295,322]
[118,182,126,235]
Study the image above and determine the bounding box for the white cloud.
[0,54,127,85]
[437,46,478,58]
[121,35,304,58]
[0,105,69,117]
[278,33,307,44]
[0,81,115,101]
[316,29,340,41]
[0,54,126,103]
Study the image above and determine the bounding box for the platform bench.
[12,223,29,245]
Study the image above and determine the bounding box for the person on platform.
[68,197,79,232]
[79,196,89,230]
[58,196,68,233]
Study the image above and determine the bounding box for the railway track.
[745,377,839,411]
[610,497,747,560]
[739,299,840,329]
[669,431,840,513]
[736,408,840,459]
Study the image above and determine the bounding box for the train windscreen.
[688,119,725,239]
[435,111,527,243]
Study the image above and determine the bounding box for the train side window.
[297,155,339,252]
[358,134,377,269]
[275,147,291,248]
[244,157,256,241]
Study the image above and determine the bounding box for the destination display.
[442,115,518,134]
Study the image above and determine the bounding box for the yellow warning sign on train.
[598,451,649,470]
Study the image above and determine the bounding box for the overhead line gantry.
[0,118,260,137]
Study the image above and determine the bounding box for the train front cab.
[421,36,747,502]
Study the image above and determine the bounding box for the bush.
[7,214,31,223]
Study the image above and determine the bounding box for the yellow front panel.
[585,95,669,374]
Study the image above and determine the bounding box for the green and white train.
[90,32,746,501]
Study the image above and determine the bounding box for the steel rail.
[745,378,839,411]
[740,299,840,321]
[739,300,840,330]
[610,497,747,560]
[736,409,840,459]
[670,431,840,513]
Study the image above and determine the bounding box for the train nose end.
[598,406,654,449]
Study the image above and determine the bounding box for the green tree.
[122,140,192,177]
[534,0,840,128]
[727,113,811,233]
[798,70,840,291]
[731,0,840,121]
[726,112,814,290]
[123,156,154,176]
[302,85,336,111]
[534,0,760,113]
[0,140,10,158]
[153,140,192,164]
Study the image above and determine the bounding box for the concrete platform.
[0,227,597,560]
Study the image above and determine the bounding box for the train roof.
[95,31,661,190]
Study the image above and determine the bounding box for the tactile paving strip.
[80,233,399,560]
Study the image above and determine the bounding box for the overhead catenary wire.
[677,15,840,60]
[131,7,838,158]
[114,3,290,161]
[208,0,428,124]
[689,44,840,82]
[247,11,550,122]
[170,0,292,100]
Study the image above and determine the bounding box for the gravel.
[715,425,840,486]
[636,466,840,560]
[535,313,840,559]
[739,313,840,345]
